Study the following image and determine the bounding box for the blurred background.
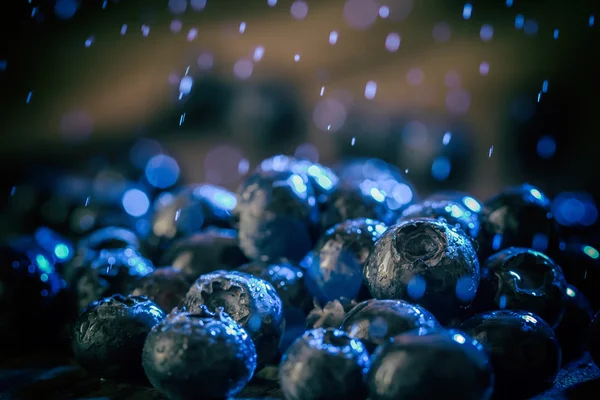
[0,0,598,243]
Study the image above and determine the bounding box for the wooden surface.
[1,353,599,400]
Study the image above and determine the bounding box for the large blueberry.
[234,170,319,262]
[364,219,479,323]
[474,247,567,328]
[72,294,165,382]
[256,154,339,206]
[131,267,190,313]
[399,200,480,239]
[477,184,559,259]
[461,310,561,399]
[302,218,387,303]
[160,227,248,281]
[367,328,493,400]
[69,248,154,312]
[280,328,370,400]
[182,270,284,365]
[341,299,440,351]
[142,307,256,399]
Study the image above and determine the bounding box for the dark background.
[0,0,599,241]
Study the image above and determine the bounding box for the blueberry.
[234,170,319,262]
[0,242,63,345]
[69,248,154,312]
[477,184,559,260]
[72,294,165,381]
[554,284,593,363]
[474,247,567,328]
[364,219,479,323]
[302,218,387,303]
[367,328,494,400]
[142,307,256,400]
[131,267,190,313]
[399,200,480,239]
[237,260,309,312]
[183,270,284,365]
[334,158,417,213]
[306,298,358,330]
[77,226,141,254]
[256,154,339,206]
[552,243,600,311]
[341,299,440,351]
[460,310,561,399]
[160,227,248,280]
[148,184,237,251]
[320,184,395,230]
[426,191,483,214]
[279,328,370,400]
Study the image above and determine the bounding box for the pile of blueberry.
[2,154,600,400]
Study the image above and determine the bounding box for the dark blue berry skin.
[160,227,248,281]
[364,219,480,324]
[72,294,165,382]
[476,184,559,261]
[69,248,154,313]
[142,307,256,400]
[0,242,63,347]
[341,299,440,352]
[367,328,494,400]
[256,155,339,207]
[131,267,190,313]
[183,270,284,366]
[552,243,600,311]
[460,310,561,399]
[234,170,319,263]
[474,247,568,328]
[320,184,395,231]
[77,226,141,254]
[426,191,483,214]
[148,184,237,252]
[399,200,480,239]
[554,284,593,363]
[302,218,387,303]
[279,328,370,400]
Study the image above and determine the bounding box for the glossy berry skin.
[131,267,190,313]
[341,299,440,351]
[234,170,319,263]
[590,311,600,367]
[364,219,479,324]
[69,248,154,312]
[475,247,568,328]
[302,218,387,303]
[72,294,165,382]
[320,184,395,230]
[148,184,237,250]
[142,307,256,400]
[182,270,284,366]
[237,260,309,312]
[367,328,494,400]
[160,228,248,281]
[426,191,483,214]
[279,328,370,400]
[460,310,561,399]
[554,284,593,363]
[552,243,600,311]
[399,200,480,239]
[256,154,339,206]
[77,226,141,254]
[477,184,559,260]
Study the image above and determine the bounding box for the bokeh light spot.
[122,189,150,217]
